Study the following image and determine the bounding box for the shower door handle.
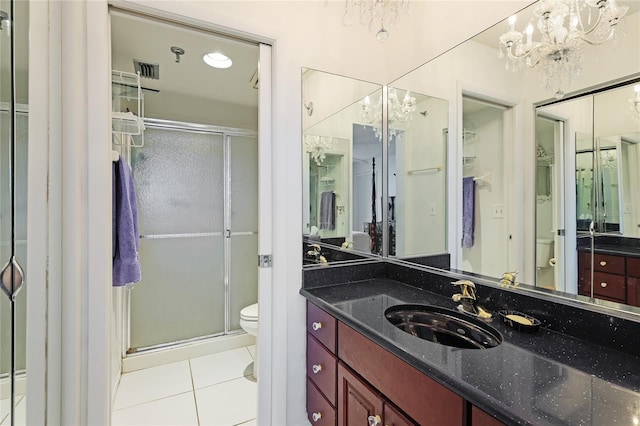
[1,256,25,301]
[225,229,231,238]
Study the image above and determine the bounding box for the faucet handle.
[500,271,519,287]
[451,279,475,289]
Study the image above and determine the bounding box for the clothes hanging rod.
[408,165,442,174]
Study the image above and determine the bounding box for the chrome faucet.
[500,271,519,287]
[451,280,492,319]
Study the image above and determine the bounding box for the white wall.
[395,96,448,256]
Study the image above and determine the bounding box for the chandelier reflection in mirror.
[342,0,410,41]
[360,88,416,140]
[304,135,337,166]
[498,0,628,99]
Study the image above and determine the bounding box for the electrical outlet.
[492,204,504,218]
[429,203,437,216]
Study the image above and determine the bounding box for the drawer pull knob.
[600,261,607,267]
[601,282,608,288]
[312,412,322,422]
[312,322,322,331]
[368,415,382,426]
[312,364,322,374]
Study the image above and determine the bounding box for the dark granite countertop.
[577,235,640,258]
[301,278,640,426]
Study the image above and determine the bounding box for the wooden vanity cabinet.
[307,301,338,425]
[338,362,415,426]
[577,251,640,307]
[471,405,507,426]
[578,252,626,303]
[626,257,640,307]
[307,301,506,426]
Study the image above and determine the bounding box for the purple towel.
[462,177,475,248]
[113,157,142,286]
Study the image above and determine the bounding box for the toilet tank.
[536,238,554,268]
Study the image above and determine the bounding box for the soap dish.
[498,310,541,333]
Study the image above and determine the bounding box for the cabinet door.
[338,362,384,426]
[472,405,505,426]
[384,402,417,426]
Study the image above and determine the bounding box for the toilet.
[536,238,554,268]
[240,303,258,378]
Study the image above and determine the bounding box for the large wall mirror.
[301,1,640,315]
[302,68,449,263]
[388,0,640,312]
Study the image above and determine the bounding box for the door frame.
[26,1,275,424]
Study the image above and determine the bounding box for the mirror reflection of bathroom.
[302,68,383,257]
[110,10,260,425]
[535,116,560,291]
[460,95,514,279]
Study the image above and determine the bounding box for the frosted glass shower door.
[228,135,258,331]
[130,127,226,349]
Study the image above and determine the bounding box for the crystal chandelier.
[342,0,410,41]
[360,88,416,140]
[304,135,337,165]
[498,0,628,99]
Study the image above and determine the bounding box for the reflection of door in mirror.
[306,146,349,240]
[537,81,640,306]
[388,90,448,259]
[535,115,562,291]
[460,96,511,279]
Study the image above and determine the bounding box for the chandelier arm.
[578,28,616,46]
[505,43,543,64]
[581,7,606,37]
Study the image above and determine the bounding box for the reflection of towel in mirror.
[462,177,475,248]
[319,191,336,230]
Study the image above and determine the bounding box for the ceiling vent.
[133,59,160,80]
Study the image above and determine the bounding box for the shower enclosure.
[124,119,258,353]
[1,0,28,423]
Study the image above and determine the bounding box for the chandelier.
[304,135,337,166]
[498,0,628,99]
[341,0,410,41]
[360,88,416,140]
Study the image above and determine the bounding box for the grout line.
[189,359,202,426]
[245,345,255,361]
[112,390,194,412]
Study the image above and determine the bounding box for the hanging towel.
[113,157,142,286]
[462,177,476,248]
[319,191,336,230]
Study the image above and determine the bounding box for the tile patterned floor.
[112,345,257,426]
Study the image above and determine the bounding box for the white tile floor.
[112,345,257,426]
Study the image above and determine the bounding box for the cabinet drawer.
[308,379,337,426]
[588,253,625,275]
[338,322,464,425]
[308,301,337,353]
[627,257,640,278]
[592,271,626,301]
[308,334,337,406]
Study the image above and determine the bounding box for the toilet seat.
[240,303,258,322]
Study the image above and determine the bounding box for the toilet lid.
[240,303,258,321]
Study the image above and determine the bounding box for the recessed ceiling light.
[203,52,232,69]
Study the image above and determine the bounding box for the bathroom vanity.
[301,260,640,426]
[577,237,640,307]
